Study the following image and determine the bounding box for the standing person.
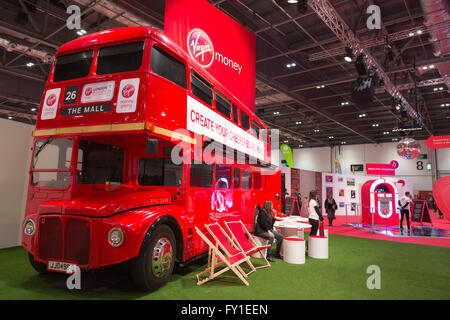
[308,190,324,236]
[398,191,412,230]
[254,200,284,262]
[324,193,337,226]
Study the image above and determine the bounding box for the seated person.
[254,200,284,262]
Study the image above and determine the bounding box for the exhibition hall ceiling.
[0,0,448,148]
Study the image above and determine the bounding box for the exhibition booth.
[0,0,449,304]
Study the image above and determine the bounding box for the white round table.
[274,221,311,238]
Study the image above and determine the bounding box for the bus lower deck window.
[190,162,213,187]
[241,171,252,189]
[77,140,124,185]
[215,165,232,188]
[138,158,182,186]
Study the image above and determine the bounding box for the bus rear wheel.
[131,225,176,291]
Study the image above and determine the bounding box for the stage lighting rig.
[355,54,367,76]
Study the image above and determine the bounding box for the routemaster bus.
[21,26,281,291]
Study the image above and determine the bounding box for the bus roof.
[57,26,263,128]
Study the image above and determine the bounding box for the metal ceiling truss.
[308,0,426,128]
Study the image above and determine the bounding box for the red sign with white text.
[164,0,256,111]
[425,135,450,150]
[366,161,398,176]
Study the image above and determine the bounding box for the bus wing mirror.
[146,138,158,155]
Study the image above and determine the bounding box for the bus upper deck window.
[191,71,213,106]
[241,112,250,131]
[215,91,231,118]
[252,120,261,137]
[53,50,93,82]
[150,46,187,88]
[232,104,239,124]
[97,41,144,75]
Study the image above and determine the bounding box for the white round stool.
[251,236,269,259]
[308,236,328,259]
[282,237,305,264]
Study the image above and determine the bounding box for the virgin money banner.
[164,0,256,111]
[187,95,264,160]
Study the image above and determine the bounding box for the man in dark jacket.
[254,201,284,262]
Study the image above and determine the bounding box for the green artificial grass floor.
[0,234,449,300]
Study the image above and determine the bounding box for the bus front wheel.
[131,225,176,291]
[28,253,48,274]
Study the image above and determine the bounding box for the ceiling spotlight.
[7,116,13,119]
[358,113,366,118]
[341,141,346,144]
[372,123,379,127]
[296,121,302,125]
[328,136,334,139]
[299,144,303,148]
[383,131,390,135]
[283,140,289,143]
[429,65,434,69]
[287,0,298,3]
[417,30,422,35]
[314,129,320,133]
[273,111,280,115]
[76,29,87,36]
[26,62,34,67]
[341,101,349,106]
[392,138,398,141]
[31,108,37,111]
[408,32,414,37]
[286,63,296,68]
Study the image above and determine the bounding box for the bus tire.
[131,224,176,291]
[28,253,48,274]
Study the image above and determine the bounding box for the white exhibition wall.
[321,172,413,216]
[290,140,437,193]
[0,119,33,249]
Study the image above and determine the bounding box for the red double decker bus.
[21,26,280,291]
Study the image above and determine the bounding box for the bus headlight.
[23,219,35,236]
[107,228,124,247]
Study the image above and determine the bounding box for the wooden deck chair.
[224,220,271,270]
[204,223,257,276]
[194,227,250,286]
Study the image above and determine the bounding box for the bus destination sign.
[60,103,112,116]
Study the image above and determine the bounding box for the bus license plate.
[47,261,77,274]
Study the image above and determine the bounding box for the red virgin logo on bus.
[46,94,57,106]
[187,29,214,68]
[122,84,135,98]
[85,87,93,96]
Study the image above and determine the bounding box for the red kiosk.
[361,179,399,226]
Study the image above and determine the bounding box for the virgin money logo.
[85,87,92,96]
[187,29,214,68]
[122,84,135,98]
[46,94,57,106]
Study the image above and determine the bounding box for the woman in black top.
[324,193,337,226]
[254,201,284,262]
